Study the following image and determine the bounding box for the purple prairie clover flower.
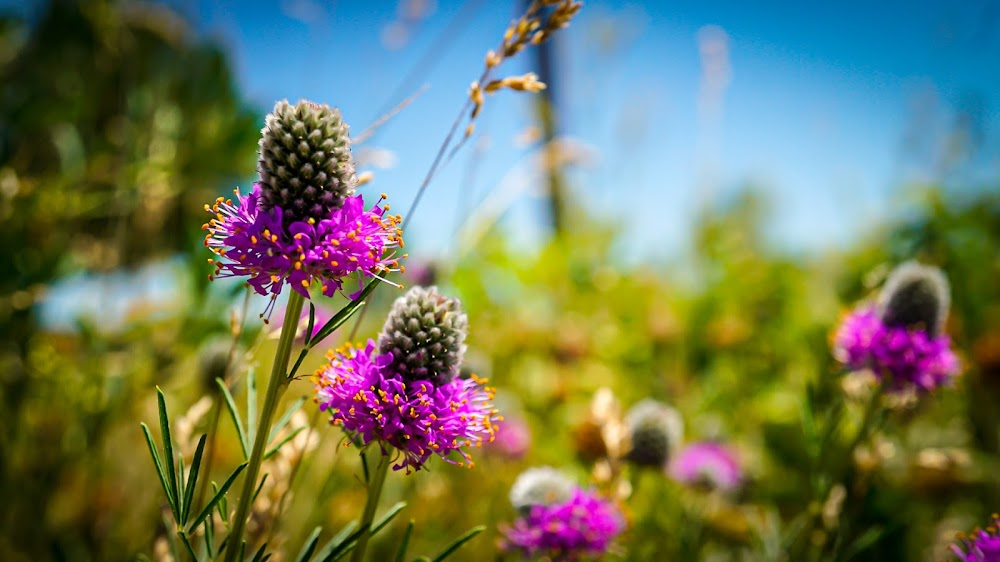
[833,261,960,393]
[500,488,624,561]
[312,340,500,472]
[203,99,405,315]
[488,413,530,459]
[204,186,404,306]
[669,441,743,492]
[951,514,1000,561]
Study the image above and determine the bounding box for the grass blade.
[430,525,485,561]
[216,377,249,459]
[156,388,180,522]
[141,422,176,516]
[187,462,248,533]
[306,302,316,343]
[251,543,269,562]
[264,426,306,461]
[394,520,415,562]
[321,526,365,562]
[204,515,216,559]
[268,396,307,445]
[182,434,208,525]
[331,502,407,560]
[178,532,198,562]
[313,521,359,561]
[247,367,258,451]
[308,279,381,347]
[294,526,323,562]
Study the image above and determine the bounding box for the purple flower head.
[833,306,960,393]
[951,514,1000,561]
[500,488,624,561]
[488,413,531,459]
[669,441,743,492]
[833,262,959,393]
[204,185,404,312]
[313,340,500,472]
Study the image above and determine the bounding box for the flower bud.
[258,99,357,225]
[509,466,574,516]
[625,399,683,468]
[877,261,950,336]
[377,286,468,385]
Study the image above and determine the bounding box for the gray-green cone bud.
[509,466,574,516]
[377,286,468,385]
[625,399,683,468]
[258,99,357,225]
[877,261,950,336]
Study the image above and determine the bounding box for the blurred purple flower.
[951,514,1000,561]
[669,441,743,492]
[500,488,624,561]
[313,340,500,472]
[488,413,530,459]
[833,306,959,393]
[204,185,403,312]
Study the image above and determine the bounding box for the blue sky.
[13,0,1000,260]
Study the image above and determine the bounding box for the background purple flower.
[669,441,743,492]
[487,413,530,459]
[501,488,624,561]
[833,306,960,392]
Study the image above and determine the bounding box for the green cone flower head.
[876,261,950,337]
[258,99,357,225]
[377,286,469,385]
[509,466,575,516]
[625,399,684,468]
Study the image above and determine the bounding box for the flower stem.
[350,447,392,562]
[223,290,305,562]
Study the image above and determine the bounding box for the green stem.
[845,385,883,461]
[350,448,393,562]
[223,290,305,562]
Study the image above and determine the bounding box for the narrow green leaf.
[394,520,415,562]
[216,377,249,460]
[181,434,208,525]
[252,473,270,507]
[264,426,306,461]
[430,525,485,561]
[371,502,407,536]
[288,349,310,380]
[412,557,431,562]
[308,279,381,347]
[294,526,323,562]
[187,462,248,533]
[250,543,269,562]
[331,502,407,561]
[844,525,886,559]
[247,367,258,451]
[306,302,316,344]
[204,515,216,559]
[313,521,359,561]
[177,453,187,523]
[156,388,180,522]
[268,397,307,444]
[178,532,199,562]
[141,422,175,514]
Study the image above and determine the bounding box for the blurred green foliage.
[1,1,999,561]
